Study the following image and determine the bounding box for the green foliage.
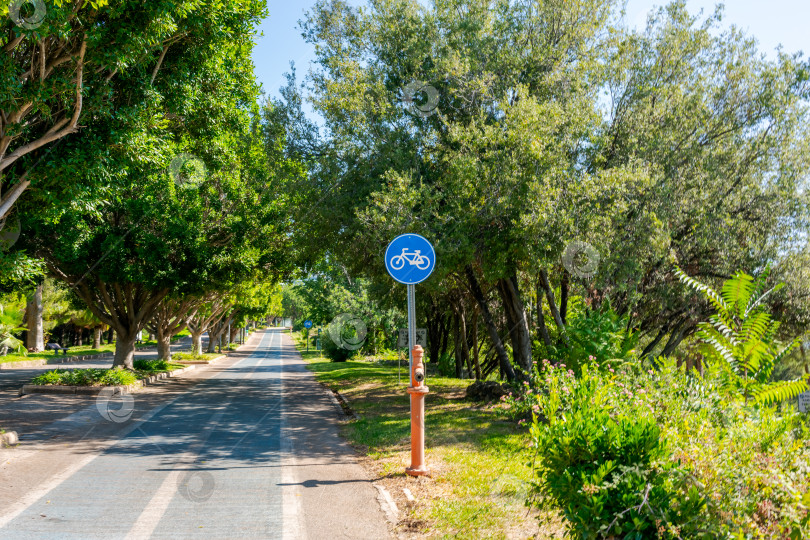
[31,368,138,386]
[0,294,26,355]
[321,330,357,362]
[98,369,139,386]
[436,352,455,378]
[133,359,170,372]
[520,359,810,537]
[282,273,404,355]
[547,301,639,375]
[529,363,708,538]
[676,267,808,404]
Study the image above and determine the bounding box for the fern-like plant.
[675,267,807,404]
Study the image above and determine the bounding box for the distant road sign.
[799,390,810,413]
[398,328,427,349]
[303,320,313,329]
[385,234,436,285]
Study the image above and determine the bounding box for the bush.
[31,367,138,387]
[522,360,810,538]
[436,352,455,377]
[541,301,639,376]
[31,369,66,385]
[133,359,170,372]
[98,368,138,386]
[529,363,708,538]
[321,331,357,362]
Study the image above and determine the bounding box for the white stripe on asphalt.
[123,405,233,540]
[280,330,306,540]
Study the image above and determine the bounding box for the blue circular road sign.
[385,234,436,285]
[303,320,313,329]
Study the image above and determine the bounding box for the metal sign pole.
[407,284,416,377]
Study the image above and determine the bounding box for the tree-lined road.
[0,329,389,539]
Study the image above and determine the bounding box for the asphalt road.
[0,329,389,539]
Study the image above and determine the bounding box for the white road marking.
[280,331,306,539]
[123,406,231,540]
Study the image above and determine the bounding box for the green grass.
[292,334,561,538]
[172,351,223,362]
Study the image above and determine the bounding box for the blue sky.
[252,1,807,100]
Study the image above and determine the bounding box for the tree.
[148,296,199,361]
[296,0,810,380]
[0,0,269,221]
[12,0,299,369]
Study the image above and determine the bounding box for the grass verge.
[292,334,563,539]
[172,352,224,362]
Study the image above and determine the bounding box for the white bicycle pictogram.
[390,248,431,271]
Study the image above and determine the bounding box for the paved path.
[0,329,389,539]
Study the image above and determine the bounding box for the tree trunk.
[25,284,44,352]
[471,309,482,380]
[661,322,692,357]
[560,271,569,326]
[207,329,219,353]
[76,327,83,346]
[453,313,463,378]
[112,331,138,369]
[535,280,552,348]
[427,304,442,364]
[498,275,532,373]
[207,318,226,353]
[439,314,450,360]
[538,269,568,344]
[465,265,516,382]
[93,327,102,349]
[156,335,172,361]
[191,331,203,356]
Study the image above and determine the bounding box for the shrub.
[321,331,357,362]
[543,301,639,375]
[31,369,66,385]
[437,352,455,377]
[31,367,138,386]
[529,363,709,538]
[523,360,810,538]
[99,368,138,386]
[134,359,170,372]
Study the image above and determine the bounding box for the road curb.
[0,431,19,448]
[372,484,399,524]
[18,365,195,396]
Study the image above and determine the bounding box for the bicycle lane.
[0,330,285,539]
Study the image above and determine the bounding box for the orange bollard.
[406,345,429,476]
